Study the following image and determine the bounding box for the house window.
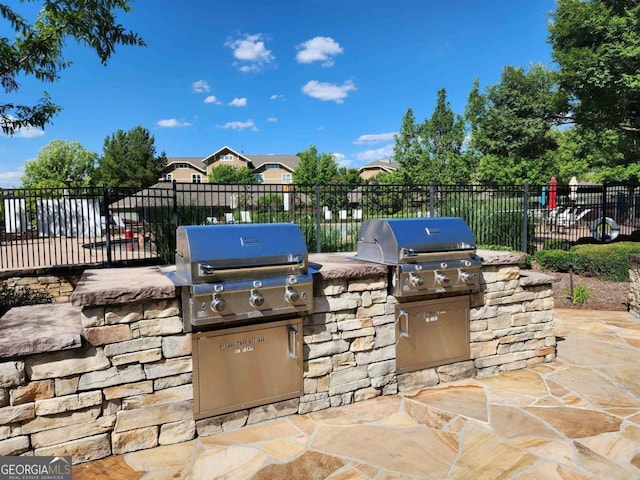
[281,173,292,184]
[254,173,264,183]
[175,163,189,169]
[220,154,234,161]
[192,174,202,183]
[266,163,279,169]
[162,173,172,181]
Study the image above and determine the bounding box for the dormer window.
[220,154,234,161]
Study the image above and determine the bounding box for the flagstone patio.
[73,308,640,479]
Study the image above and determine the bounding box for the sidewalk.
[73,308,640,479]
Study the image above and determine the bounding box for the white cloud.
[156,118,192,128]
[229,97,247,107]
[270,94,285,101]
[192,80,210,93]
[267,117,278,123]
[355,144,394,162]
[217,120,258,131]
[296,36,343,67]
[332,152,351,168]
[0,169,24,188]
[354,132,396,145]
[302,80,357,104]
[14,127,45,138]
[225,33,274,72]
[204,95,222,104]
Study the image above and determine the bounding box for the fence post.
[315,183,322,253]
[600,183,608,243]
[172,180,179,231]
[521,184,529,254]
[103,184,112,267]
[429,183,435,217]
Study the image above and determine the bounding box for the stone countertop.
[476,249,527,266]
[0,303,83,359]
[70,266,177,307]
[309,253,387,280]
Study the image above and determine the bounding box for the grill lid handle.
[199,263,216,275]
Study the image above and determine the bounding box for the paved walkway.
[73,308,640,479]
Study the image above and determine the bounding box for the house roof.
[358,160,400,173]
[250,155,300,172]
[164,157,207,172]
[202,146,253,167]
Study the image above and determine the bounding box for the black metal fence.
[1,181,638,271]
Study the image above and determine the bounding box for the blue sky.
[0,0,556,187]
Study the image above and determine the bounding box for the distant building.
[358,159,400,180]
[161,146,300,185]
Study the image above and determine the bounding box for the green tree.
[468,64,565,184]
[393,108,423,173]
[420,88,469,184]
[97,126,166,187]
[208,165,258,184]
[549,0,640,181]
[1,1,144,134]
[292,145,339,186]
[336,167,364,186]
[21,140,97,188]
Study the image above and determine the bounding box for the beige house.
[358,159,400,180]
[162,146,300,185]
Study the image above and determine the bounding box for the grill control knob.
[210,295,225,312]
[459,270,475,283]
[409,273,424,287]
[249,290,265,308]
[284,287,300,304]
[435,272,450,285]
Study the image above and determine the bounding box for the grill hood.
[174,223,309,284]
[355,217,477,265]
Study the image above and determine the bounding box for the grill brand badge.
[0,456,72,480]
[240,236,260,247]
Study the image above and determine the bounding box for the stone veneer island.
[0,251,556,463]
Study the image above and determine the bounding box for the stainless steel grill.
[354,217,482,299]
[168,223,315,419]
[171,223,314,331]
[354,217,482,372]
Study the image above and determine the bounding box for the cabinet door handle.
[398,309,409,338]
[287,325,298,358]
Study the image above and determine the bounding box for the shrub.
[572,242,640,281]
[534,249,577,272]
[542,238,572,251]
[572,284,591,304]
[0,283,53,317]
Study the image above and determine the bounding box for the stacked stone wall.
[2,271,82,303]
[0,298,196,462]
[0,259,556,463]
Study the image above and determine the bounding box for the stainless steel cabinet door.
[396,296,470,373]
[193,318,302,419]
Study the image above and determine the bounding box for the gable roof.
[249,155,300,172]
[358,160,400,173]
[202,146,253,166]
[164,157,207,173]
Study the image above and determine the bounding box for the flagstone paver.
[72,308,640,479]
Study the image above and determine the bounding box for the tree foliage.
[208,164,258,184]
[21,140,97,188]
[467,65,565,184]
[292,145,339,186]
[392,90,469,185]
[549,0,640,181]
[0,1,144,134]
[97,125,166,187]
